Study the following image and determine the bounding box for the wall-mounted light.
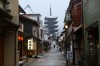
[65,24,68,29]
[59,39,61,42]
[50,34,52,36]
[60,36,63,40]
[18,36,23,41]
[63,33,65,37]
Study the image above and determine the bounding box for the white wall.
[28,16,38,21]
[32,26,38,37]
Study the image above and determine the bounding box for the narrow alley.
[1,0,100,66]
[24,45,66,66]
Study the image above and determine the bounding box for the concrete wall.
[10,0,19,24]
[83,0,100,26]
[98,21,100,66]
[83,0,100,66]
[10,0,19,66]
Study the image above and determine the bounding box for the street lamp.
[48,34,53,50]
[65,24,68,29]
[61,36,63,40]
[64,24,68,65]
[50,34,52,37]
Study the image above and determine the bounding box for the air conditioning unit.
[5,1,11,11]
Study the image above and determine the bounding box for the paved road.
[26,47,66,66]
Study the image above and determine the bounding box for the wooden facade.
[0,35,4,66]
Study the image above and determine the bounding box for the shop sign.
[67,51,73,60]
[28,39,33,50]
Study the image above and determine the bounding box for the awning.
[19,15,39,26]
[34,36,42,41]
[74,24,82,32]
[23,32,41,41]
[74,24,82,36]
[0,18,19,31]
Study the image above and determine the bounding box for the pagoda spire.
[50,5,52,16]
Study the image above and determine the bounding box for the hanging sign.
[28,39,33,50]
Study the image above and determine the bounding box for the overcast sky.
[19,0,70,33]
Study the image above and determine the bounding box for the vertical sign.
[67,51,73,60]
[28,39,33,50]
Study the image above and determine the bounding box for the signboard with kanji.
[67,51,73,60]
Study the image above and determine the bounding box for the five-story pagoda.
[44,6,58,36]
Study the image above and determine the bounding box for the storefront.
[74,26,83,65]
[87,27,98,66]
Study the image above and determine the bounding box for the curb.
[23,52,47,66]
[23,58,37,66]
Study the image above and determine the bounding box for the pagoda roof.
[44,21,58,24]
[45,15,57,18]
[45,25,58,28]
[49,30,58,33]
[45,16,58,21]
[49,32,56,34]
[49,29,59,32]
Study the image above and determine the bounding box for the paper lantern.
[20,37,23,41]
[18,36,21,40]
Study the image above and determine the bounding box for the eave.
[19,15,39,26]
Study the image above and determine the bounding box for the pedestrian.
[54,45,55,49]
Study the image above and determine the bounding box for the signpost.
[67,51,73,60]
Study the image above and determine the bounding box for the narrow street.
[24,46,66,66]
[1,0,100,66]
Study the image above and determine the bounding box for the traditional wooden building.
[64,0,83,65]
[24,14,43,56]
[19,15,39,58]
[0,0,19,66]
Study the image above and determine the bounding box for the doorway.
[0,34,4,66]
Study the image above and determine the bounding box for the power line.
[24,4,34,14]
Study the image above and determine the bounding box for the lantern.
[18,36,23,41]
[18,36,21,40]
[20,37,23,41]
